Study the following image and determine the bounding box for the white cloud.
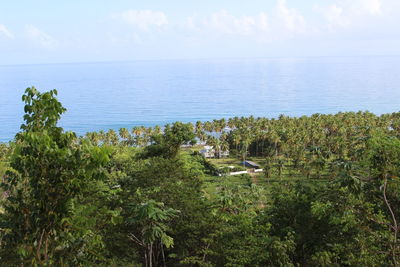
[182,1,307,41]
[0,24,14,39]
[106,0,398,53]
[115,10,168,31]
[182,10,269,42]
[25,24,57,48]
[317,0,384,30]
[361,0,382,16]
[204,10,269,35]
[319,5,349,28]
[275,0,306,33]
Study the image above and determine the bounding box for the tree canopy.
[0,87,399,266]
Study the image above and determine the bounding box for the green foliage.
[206,213,296,267]
[364,131,400,179]
[0,143,12,188]
[129,200,178,248]
[20,87,66,133]
[1,87,400,266]
[126,200,179,267]
[263,179,393,266]
[191,152,220,176]
[0,143,11,160]
[143,122,196,158]
[0,87,111,265]
[114,151,215,266]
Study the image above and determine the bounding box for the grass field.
[202,154,333,200]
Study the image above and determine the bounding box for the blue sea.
[1,56,400,142]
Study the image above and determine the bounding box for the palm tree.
[220,132,229,157]
[203,121,213,133]
[206,136,221,158]
[132,126,144,147]
[119,128,131,146]
[106,129,119,146]
[85,132,100,146]
[98,130,106,144]
[195,121,206,143]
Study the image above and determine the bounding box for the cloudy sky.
[1,0,400,64]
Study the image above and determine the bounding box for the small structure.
[242,160,260,169]
[200,145,215,158]
[200,145,229,158]
[218,149,230,158]
[229,170,248,176]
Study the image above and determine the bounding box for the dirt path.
[249,172,258,185]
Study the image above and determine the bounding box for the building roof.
[243,160,260,168]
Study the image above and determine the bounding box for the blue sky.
[1,0,400,64]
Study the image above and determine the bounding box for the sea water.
[1,56,400,142]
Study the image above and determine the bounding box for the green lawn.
[203,155,333,199]
[208,157,243,167]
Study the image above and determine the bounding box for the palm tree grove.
[0,87,398,266]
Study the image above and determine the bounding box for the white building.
[200,145,229,158]
[200,145,215,158]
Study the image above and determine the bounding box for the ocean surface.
[1,56,400,142]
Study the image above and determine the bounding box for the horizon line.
[1,54,400,67]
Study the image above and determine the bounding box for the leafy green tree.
[264,179,392,266]
[0,87,110,265]
[114,150,215,266]
[205,213,295,267]
[362,132,400,266]
[143,122,195,158]
[127,200,179,267]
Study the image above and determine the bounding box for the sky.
[1,0,400,64]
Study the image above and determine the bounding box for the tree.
[127,200,179,267]
[106,129,119,146]
[363,132,400,266]
[0,87,110,265]
[264,180,390,266]
[143,122,195,158]
[119,127,132,146]
[115,148,214,266]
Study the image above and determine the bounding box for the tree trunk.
[149,243,153,267]
[383,176,398,267]
[144,249,148,267]
[161,243,167,267]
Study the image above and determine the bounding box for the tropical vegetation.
[0,87,399,266]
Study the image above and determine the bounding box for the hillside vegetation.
[0,87,399,266]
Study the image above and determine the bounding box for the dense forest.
[0,87,399,266]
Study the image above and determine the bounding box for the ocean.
[1,56,400,142]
